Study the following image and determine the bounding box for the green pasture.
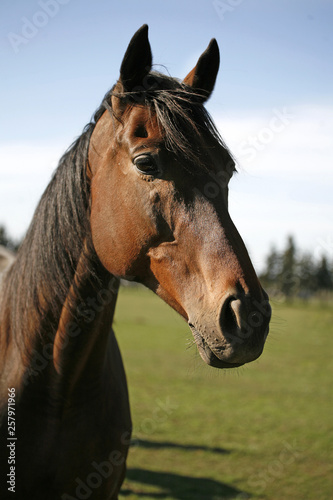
[115,286,333,500]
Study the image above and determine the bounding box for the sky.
[0,0,332,272]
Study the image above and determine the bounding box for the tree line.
[259,235,333,299]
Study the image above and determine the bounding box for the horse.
[0,25,271,500]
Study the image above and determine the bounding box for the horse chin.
[199,345,244,369]
[192,329,244,369]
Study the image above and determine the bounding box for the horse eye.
[133,155,158,174]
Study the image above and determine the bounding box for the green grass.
[115,286,333,500]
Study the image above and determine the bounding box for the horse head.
[88,25,271,369]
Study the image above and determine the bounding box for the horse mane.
[0,70,235,360]
[0,103,106,358]
[107,71,236,173]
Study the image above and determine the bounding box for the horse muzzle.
[188,290,271,368]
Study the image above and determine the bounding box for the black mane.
[106,71,235,171]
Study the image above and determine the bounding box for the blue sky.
[1,0,332,270]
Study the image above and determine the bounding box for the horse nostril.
[220,293,271,339]
[221,296,241,334]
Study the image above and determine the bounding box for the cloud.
[214,104,333,268]
[222,105,331,174]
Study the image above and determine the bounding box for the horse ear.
[183,39,220,101]
[119,24,152,93]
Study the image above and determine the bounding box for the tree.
[260,236,333,300]
[0,225,20,252]
[279,235,298,298]
[316,256,333,291]
[259,245,281,294]
[298,253,317,297]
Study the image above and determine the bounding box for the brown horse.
[0,25,271,500]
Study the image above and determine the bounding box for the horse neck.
[52,248,121,402]
[0,240,120,409]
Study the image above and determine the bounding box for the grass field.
[114,286,333,500]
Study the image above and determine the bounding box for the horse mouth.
[189,325,244,369]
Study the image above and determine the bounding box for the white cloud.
[215,104,333,270]
[216,104,332,174]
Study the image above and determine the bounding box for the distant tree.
[260,236,333,300]
[264,246,280,281]
[316,256,333,291]
[279,235,298,298]
[260,245,281,293]
[0,225,10,248]
[298,253,317,297]
[0,225,20,252]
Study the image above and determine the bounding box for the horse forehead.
[124,105,161,138]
